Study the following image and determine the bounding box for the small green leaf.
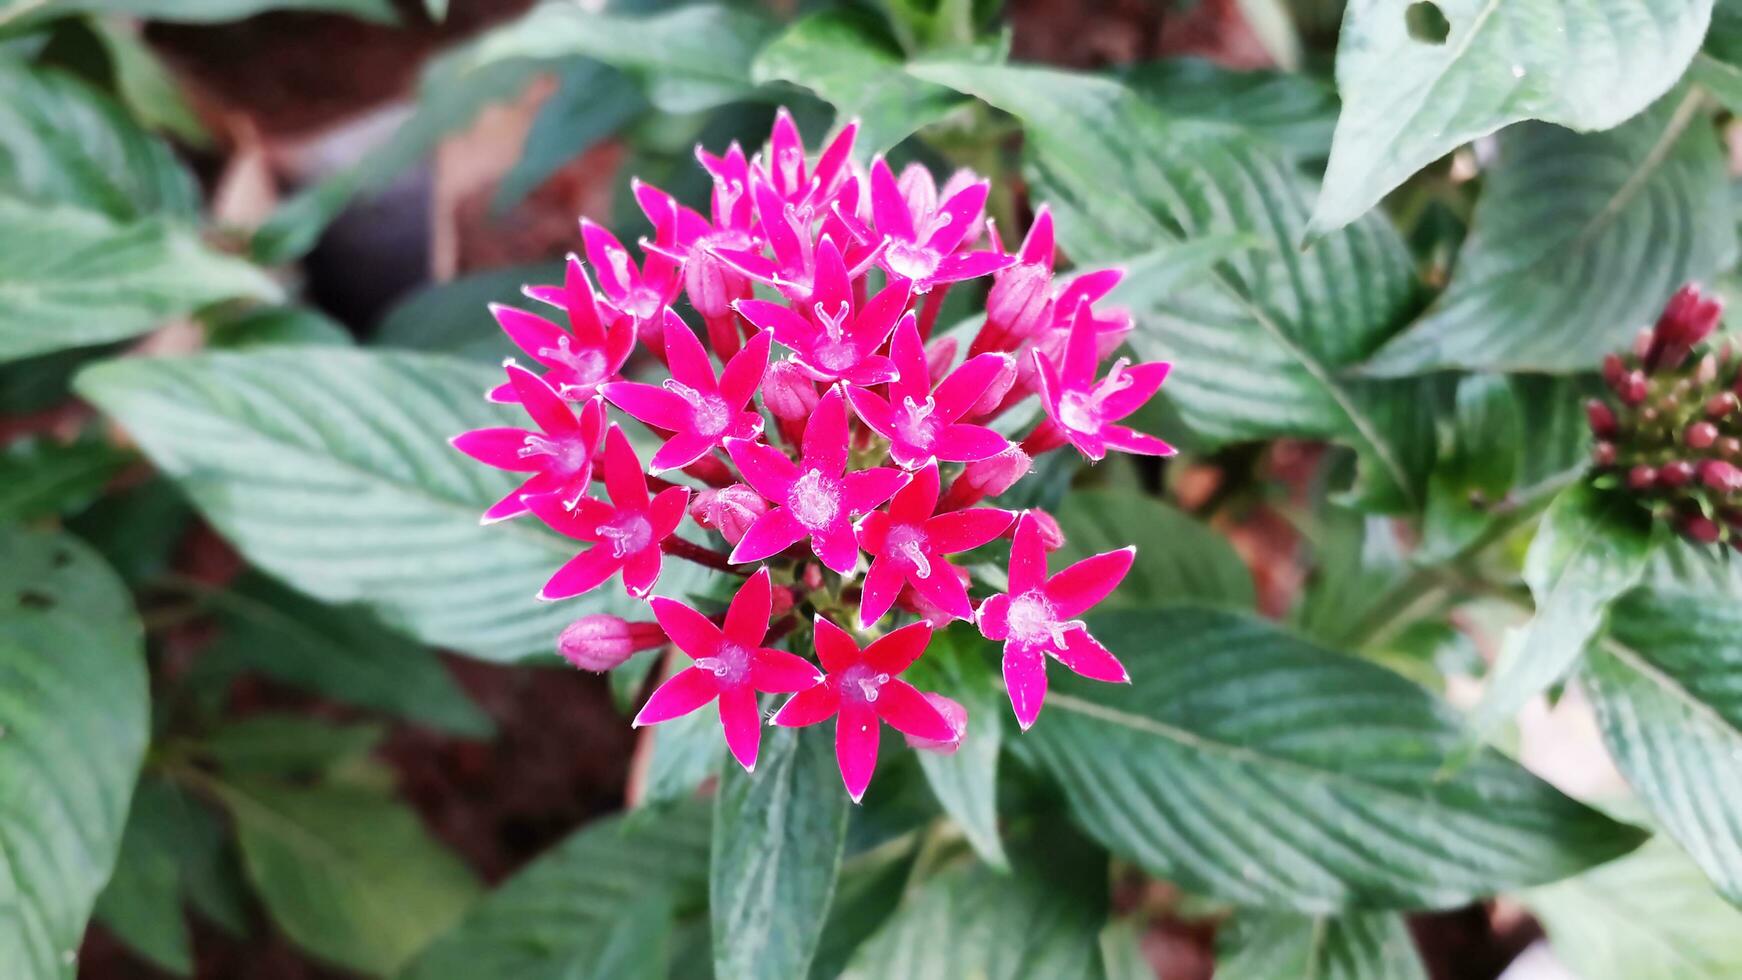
[1116,58,1337,160]
[50,0,398,22]
[644,706,726,806]
[1019,607,1646,911]
[0,436,128,523]
[205,306,352,349]
[712,725,850,980]
[373,260,565,362]
[1310,0,1713,234]
[808,847,915,980]
[1053,490,1254,611]
[89,17,209,145]
[216,777,479,975]
[905,627,1008,869]
[403,802,711,978]
[0,200,279,363]
[1462,484,1657,750]
[1362,91,1735,375]
[197,716,386,775]
[1215,910,1426,980]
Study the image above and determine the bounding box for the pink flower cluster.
[453,110,1173,801]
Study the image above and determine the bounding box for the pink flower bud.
[905,693,968,754]
[689,484,767,545]
[925,335,958,385]
[1707,393,1737,419]
[962,445,1031,496]
[1687,421,1719,449]
[1699,459,1742,492]
[1679,512,1722,544]
[1697,353,1719,385]
[1019,508,1066,550]
[1585,399,1617,438]
[964,354,1019,421]
[1633,325,1655,361]
[982,261,1054,349]
[1603,353,1626,388]
[1661,460,1695,488]
[1592,441,1617,466]
[685,249,749,322]
[1722,437,1742,459]
[1621,371,1648,406]
[1628,465,1658,490]
[1649,283,1723,370]
[763,358,820,420]
[558,615,666,671]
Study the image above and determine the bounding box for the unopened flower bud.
[685,250,748,322]
[689,484,766,544]
[965,354,1019,421]
[982,261,1054,349]
[1621,371,1648,405]
[770,585,796,621]
[763,359,819,420]
[1586,399,1618,438]
[558,615,666,671]
[1019,508,1066,550]
[1722,437,1742,459]
[1628,465,1658,490]
[1633,325,1655,361]
[1648,283,1723,370]
[1661,460,1695,487]
[1700,459,1742,492]
[1687,421,1719,449]
[905,693,968,754]
[1697,353,1719,385]
[925,336,958,385]
[962,445,1031,496]
[1707,393,1737,419]
[1679,512,1722,544]
[1592,441,1617,466]
[1603,353,1627,388]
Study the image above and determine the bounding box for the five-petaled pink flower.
[452,364,605,523]
[581,218,682,350]
[634,569,822,771]
[977,511,1135,730]
[773,618,955,801]
[857,464,1013,628]
[491,256,635,405]
[737,237,906,385]
[1035,298,1174,461]
[528,425,689,600]
[726,387,907,573]
[865,158,1012,293]
[602,311,769,471]
[846,312,1010,470]
[756,107,858,212]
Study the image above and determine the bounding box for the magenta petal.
[841,468,907,515]
[752,648,824,693]
[1006,512,1050,594]
[926,181,988,253]
[889,464,939,523]
[1003,645,1050,730]
[736,299,814,348]
[1062,299,1099,388]
[719,329,772,408]
[481,479,536,523]
[928,250,1015,286]
[541,547,623,600]
[840,355,900,387]
[1099,361,1171,420]
[773,683,841,727]
[835,703,881,802]
[803,387,850,478]
[452,428,540,471]
[718,685,762,772]
[932,423,1009,463]
[1101,425,1177,457]
[602,382,692,432]
[602,427,651,509]
[858,556,904,628]
[582,219,638,297]
[1020,206,1055,265]
[726,438,800,501]
[869,158,915,241]
[874,679,956,742]
[1047,547,1135,618]
[813,615,862,673]
[1058,267,1123,309]
[977,593,1011,641]
[932,353,1009,422]
[648,486,691,539]
[634,667,719,726]
[886,310,931,399]
[526,494,611,540]
[863,621,932,674]
[651,430,719,472]
[650,596,725,660]
[730,508,808,564]
[506,364,580,435]
[622,548,662,598]
[810,522,861,575]
[1055,628,1130,684]
[724,568,772,647]
[925,507,1015,553]
[844,387,896,441]
[494,305,566,361]
[908,561,973,624]
[663,315,718,394]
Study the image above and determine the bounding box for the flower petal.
[813,615,862,673]
[773,682,841,727]
[810,236,854,326]
[908,560,973,624]
[1020,206,1055,266]
[725,438,800,501]
[889,463,939,524]
[1101,424,1177,457]
[863,621,932,675]
[1061,298,1099,389]
[1054,627,1129,684]
[602,382,693,433]
[541,546,623,600]
[926,180,988,254]
[932,423,1009,463]
[810,522,861,575]
[976,592,1011,641]
[736,299,814,349]
[650,430,720,472]
[729,508,808,565]
[649,486,692,540]
[506,363,580,435]
[1046,547,1135,618]
[581,219,639,297]
[602,426,651,508]
[1002,644,1049,731]
[633,667,719,726]
[719,328,772,409]
[844,386,896,441]
[1099,361,1171,421]
[835,703,881,802]
[858,555,904,629]
[752,647,824,693]
[1006,511,1050,595]
[662,313,718,394]
[841,467,907,516]
[928,249,1015,287]
[493,305,567,365]
[840,355,900,387]
[718,685,762,772]
[724,568,771,647]
[622,547,662,598]
[452,427,540,471]
[525,493,612,540]
[802,386,850,478]
[925,507,1014,554]
[874,678,956,742]
[885,303,931,399]
[932,353,1008,423]
[869,158,915,241]
[649,596,724,660]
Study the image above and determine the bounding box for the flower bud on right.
[558,615,666,672]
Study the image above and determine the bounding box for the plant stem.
[662,536,747,575]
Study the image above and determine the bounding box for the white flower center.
[894,395,939,449]
[622,287,662,320]
[788,468,841,530]
[695,642,752,686]
[840,664,891,704]
[1005,590,1082,649]
[597,512,653,557]
[1058,358,1133,433]
[886,525,932,578]
[884,239,941,282]
[519,433,591,476]
[537,335,608,388]
[663,379,731,435]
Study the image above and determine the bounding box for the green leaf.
[1310,0,1714,234]
[75,348,721,661]
[753,8,979,154]
[1019,607,1646,911]
[0,61,196,219]
[1053,490,1254,610]
[1115,58,1337,160]
[1462,485,1657,748]
[0,525,147,980]
[203,575,493,736]
[197,716,386,775]
[215,776,479,975]
[712,725,849,980]
[1098,919,1151,980]
[1421,375,1521,559]
[912,63,1433,510]
[403,802,711,978]
[205,306,352,349]
[840,852,1106,979]
[1362,91,1735,375]
[1586,545,1742,904]
[1215,910,1426,980]
[808,847,914,980]
[644,706,726,806]
[89,18,209,145]
[373,260,565,362]
[493,62,644,213]
[0,436,127,523]
[1524,832,1742,978]
[1293,506,1410,650]
[35,0,397,22]
[444,2,776,115]
[0,200,280,363]
[904,627,1007,869]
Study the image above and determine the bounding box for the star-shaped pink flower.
[755,108,858,212]
[772,618,955,801]
[453,364,605,523]
[601,310,769,472]
[488,257,634,404]
[866,158,1012,293]
[1034,298,1174,460]
[526,425,689,600]
[736,236,907,385]
[846,312,1010,470]
[581,218,683,350]
[633,569,822,771]
[634,164,757,358]
[856,464,1013,628]
[977,511,1135,730]
[725,386,906,574]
